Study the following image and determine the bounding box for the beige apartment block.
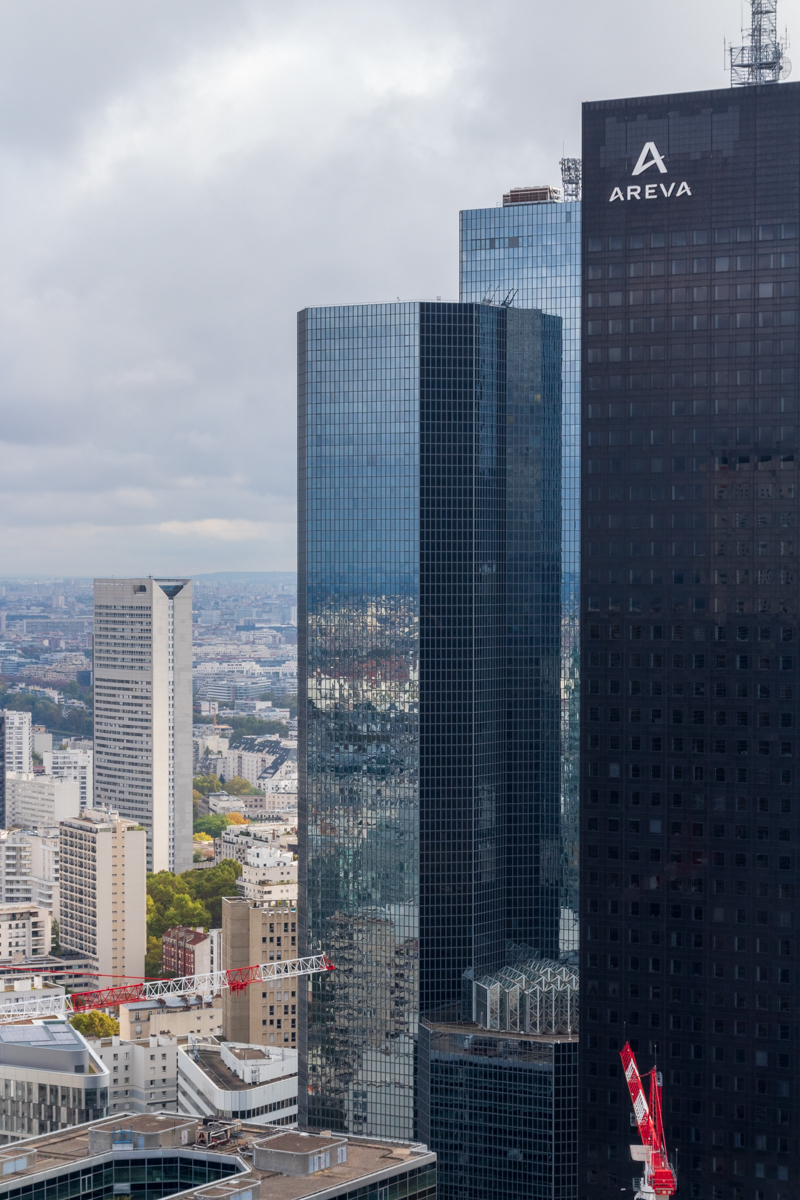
[59,810,146,982]
[0,905,51,960]
[221,897,298,1048]
[117,996,223,1041]
[93,578,193,873]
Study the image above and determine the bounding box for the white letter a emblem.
[632,142,668,176]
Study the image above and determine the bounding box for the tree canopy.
[193,814,233,839]
[146,859,242,945]
[224,775,262,796]
[70,1011,119,1038]
[193,713,289,737]
[193,774,222,796]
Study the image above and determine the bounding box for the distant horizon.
[0,569,297,584]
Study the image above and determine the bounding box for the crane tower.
[620,1042,677,1200]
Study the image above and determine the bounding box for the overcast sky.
[0,0,789,577]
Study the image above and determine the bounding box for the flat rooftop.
[0,1114,435,1200]
[190,1046,293,1092]
[227,1046,268,1062]
[422,1017,579,1045]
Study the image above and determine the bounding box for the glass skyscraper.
[460,197,582,951]
[580,82,800,1199]
[298,301,562,1144]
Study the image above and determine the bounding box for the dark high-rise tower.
[580,83,800,1199]
[298,301,562,1147]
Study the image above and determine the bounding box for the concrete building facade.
[176,1039,298,1127]
[4,775,80,829]
[0,906,50,961]
[59,809,146,982]
[0,1020,109,1144]
[93,577,193,873]
[118,996,223,1041]
[91,1034,178,1114]
[3,712,32,777]
[222,897,298,1048]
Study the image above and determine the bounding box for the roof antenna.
[728,0,791,85]
[560,158,582,202]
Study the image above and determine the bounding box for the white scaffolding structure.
[473,957,578,1036]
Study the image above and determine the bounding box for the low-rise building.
[162,926,213,977]
[5,774,80,827]
[0,830,60,916]
[0,975,64,1015]
[90,1034,178,1114]
[0,904,50,960]
[0,1112,436,1200]
[43,747,93,809]
[177,1039,297,1127]
[118,995,223,1041]
[0,1019,109,1144]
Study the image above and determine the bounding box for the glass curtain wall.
[460,202,582,956]
[298,302,562,1142]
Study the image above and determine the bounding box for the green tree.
[146,859,242,938]
[224,775,262,796]
[193,774,222,796]
[51,919,60,954]
[144,936,164,978]
[193,714,288,737]
[193,814,232,839]
[70,1011,120,1038]
[184,860,243,928]
[162,893,211,931]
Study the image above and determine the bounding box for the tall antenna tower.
[560,158,582,202]
[729,0,791,86]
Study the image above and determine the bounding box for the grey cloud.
[0,0,748,574]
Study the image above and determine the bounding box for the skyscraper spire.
[729,0,791,85]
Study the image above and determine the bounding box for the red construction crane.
[0,954,335,1024]
[620,1041,677,1199]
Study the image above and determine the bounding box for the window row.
[587,252,798,281]
[586,226,798,252]
[587,763,795,785]
[587,281,799,308]
[589,311,797,335]
[587,818,793,840]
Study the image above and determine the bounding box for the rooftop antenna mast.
[560,158,582,201]
[729,0,791,85]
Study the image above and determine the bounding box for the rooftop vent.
[503,185,561,206]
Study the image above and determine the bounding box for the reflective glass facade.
[417,1022,578,1200]
[460,202,582,952]
[580,83,800,1200]
[298,301,562,1143]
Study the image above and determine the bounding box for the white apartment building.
[4,711,32,774]
[176,1039,297,1127]
[91,1034,178,1114]
[0,905,51,960]
[4,774,80,828]
[0,829,59,915]
[59,809,146,982]
[93,578,193,873]
[43,747,93,808]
